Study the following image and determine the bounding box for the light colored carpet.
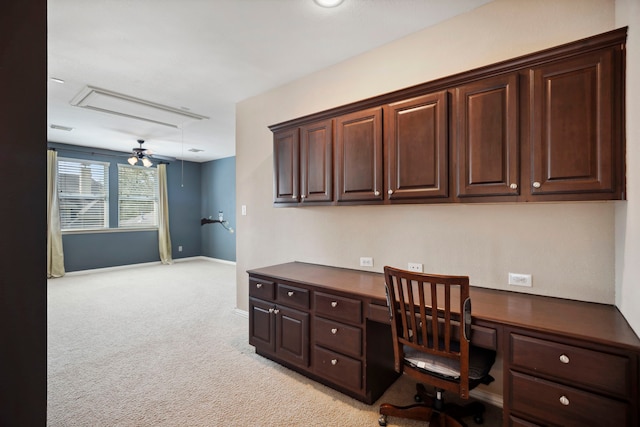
[47,259,502,426]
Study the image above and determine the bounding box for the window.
[118,164,158,228]
[57,157,109,231]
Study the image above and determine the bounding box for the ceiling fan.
[127,139,175,167]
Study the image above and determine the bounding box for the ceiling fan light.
[142,157,152,168]
[128,156,138,165]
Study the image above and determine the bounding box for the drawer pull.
[268,308,274,313]
[559,354,570,364]
[287,291,294,297]
[331,301,338,308]
[331,359,338,365]
[559,395,570,406]
[256,283,263,288]
[273,309,280,314]
[331,328,338,334]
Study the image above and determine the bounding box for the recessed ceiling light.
[313,0,344,8]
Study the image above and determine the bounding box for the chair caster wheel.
[474,414,484,424]
[378,415,388,426]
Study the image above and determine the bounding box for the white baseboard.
[197,256,237,265]
[63,256,235,276]
[469,388,503,408]
[233,308,248,318]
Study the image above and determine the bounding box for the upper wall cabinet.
[528,48,622,199]
[273,119,333,206]
[385,91,449,201]
[454,74,519,198]
[269,27,627,206]
[273,128,299,204]
[334,107,383,203]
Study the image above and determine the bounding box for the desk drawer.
[509,370,628,426]
[313,346,362,391]
[249,278,275,301]
[510,333,630,397]
[315,292,362,324]
[277,283,309,309]
[314,317,362,358]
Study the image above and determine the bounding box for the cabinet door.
[529,49,617,196]
[300,119,333,203]
[273,128,299,204]
[335,107,383,202]
[249,297,275,352]
[275,305,310,368]
[455,73,519,197]
[386,91,448,200]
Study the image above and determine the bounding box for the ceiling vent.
[70,85,209,128]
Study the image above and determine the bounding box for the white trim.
[197,256,237,265]
[469,388,503,408]
[233,308,248,318]
[63,261,163,276]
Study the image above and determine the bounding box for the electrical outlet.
[178,245,183,252]
[408,262,423,272]
[508,273,532,287]
[360,257,373,267]
[241,205,247,216]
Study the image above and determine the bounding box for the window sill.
[62,227,158,235]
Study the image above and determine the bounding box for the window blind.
[57,157,109,230]
[118,164,158,228]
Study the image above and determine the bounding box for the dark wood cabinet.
[335,107,383,202]
[528,48,623,199]
[248,279,310,369]
[273,128,299,204]
[270,28,627,206]
[454,73,519,198]
[300,119,333,203]
[385,91,449,201]
[273,119,333,205]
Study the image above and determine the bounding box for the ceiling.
[47,0,492,163]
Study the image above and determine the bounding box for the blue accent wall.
[201,157,236,261]
[49,142,203,271]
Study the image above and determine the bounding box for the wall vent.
[70,86,209,128]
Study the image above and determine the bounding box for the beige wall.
[616,0,640,334]
[236,0,630,328]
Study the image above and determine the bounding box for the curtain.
[158,164,173,264]
[47,150,65,278]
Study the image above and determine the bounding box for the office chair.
[378,266,496,427]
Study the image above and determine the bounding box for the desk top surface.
[248,261,640,352]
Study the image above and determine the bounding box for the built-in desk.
[247,262,640,426]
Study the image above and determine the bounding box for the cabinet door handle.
[292,194,297,199]
[510,183,518,190]
[301,194,306,199]
[256,283,263,289]
[388,189,393,195]
[533,181,541,188]
[287,291,294,297]
[559,354,570,364]
[559,396,570,406]
[374,190,380,196]
[331,328,338,334]
[331,359,338,365]
[331,301,338,308]
[268,308,274,313]
[273,309,280,314]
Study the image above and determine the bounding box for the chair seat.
[403,344,495,381]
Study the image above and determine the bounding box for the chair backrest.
[384,266,472,398]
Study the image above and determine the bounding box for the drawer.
[368,302,391,324]
[313,345,362,391]
[277,283,309,309]
[510,333,630,397]
[314,317,362,358]
[315,292,362,324]
[509,370,629,427]
[249,278,275,301]
[508,415,542,427]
